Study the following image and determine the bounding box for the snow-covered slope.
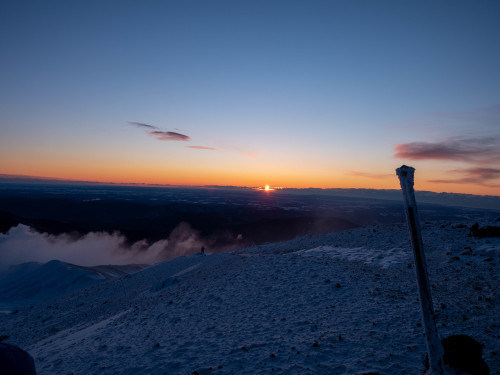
[0,260,146,309]
[0,221,498,375]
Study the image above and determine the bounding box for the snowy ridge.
[0,221,498,374]
[0,260,147,310]
[69,264,149,280]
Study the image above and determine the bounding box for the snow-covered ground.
[0,221,498,374]
[0,261,146,311]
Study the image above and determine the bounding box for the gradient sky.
[1,0,499,195]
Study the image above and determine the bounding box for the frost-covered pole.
[396,165,445,375]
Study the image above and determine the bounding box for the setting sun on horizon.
[1,2,499,196]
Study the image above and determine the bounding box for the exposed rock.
[0,343,37,375]
[424,335,490,375]
[469,223,500,238]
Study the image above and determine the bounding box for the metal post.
[396,165,445,375]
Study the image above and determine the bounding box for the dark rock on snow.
[0,343,37,375]
[469,223,500,238]
[425,335,490,375]
[442,335,490,375]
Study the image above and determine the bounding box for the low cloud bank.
[0,223,223,267]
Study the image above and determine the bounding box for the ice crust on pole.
[396,165,445,375]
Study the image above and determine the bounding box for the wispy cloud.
[395,136,500,187]
[149,130,191,141]
[428,167,500,187]
[394,105,500,188]
[128,122,191,142]
[186,146,216,150]
[457,167,500,181]
[128,121,256,155]
[128,121,159,130]
[394,137,500,164]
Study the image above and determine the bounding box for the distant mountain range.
[1,173,499,210]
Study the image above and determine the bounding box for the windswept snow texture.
[0,261,146,309]
[1,222,498,375]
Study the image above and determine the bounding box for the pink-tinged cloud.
[395,137,500,163]
[149,130,191,141]
[186,146,216,150]
[457,167,500,181]
[427,167,500,187]
[128,121,190,141]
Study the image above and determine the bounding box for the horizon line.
[1,173,499,198]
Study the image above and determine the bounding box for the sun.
[255,184,280,192]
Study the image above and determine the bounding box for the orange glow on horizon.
[0,162,499,196]
[1,136,498,196]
